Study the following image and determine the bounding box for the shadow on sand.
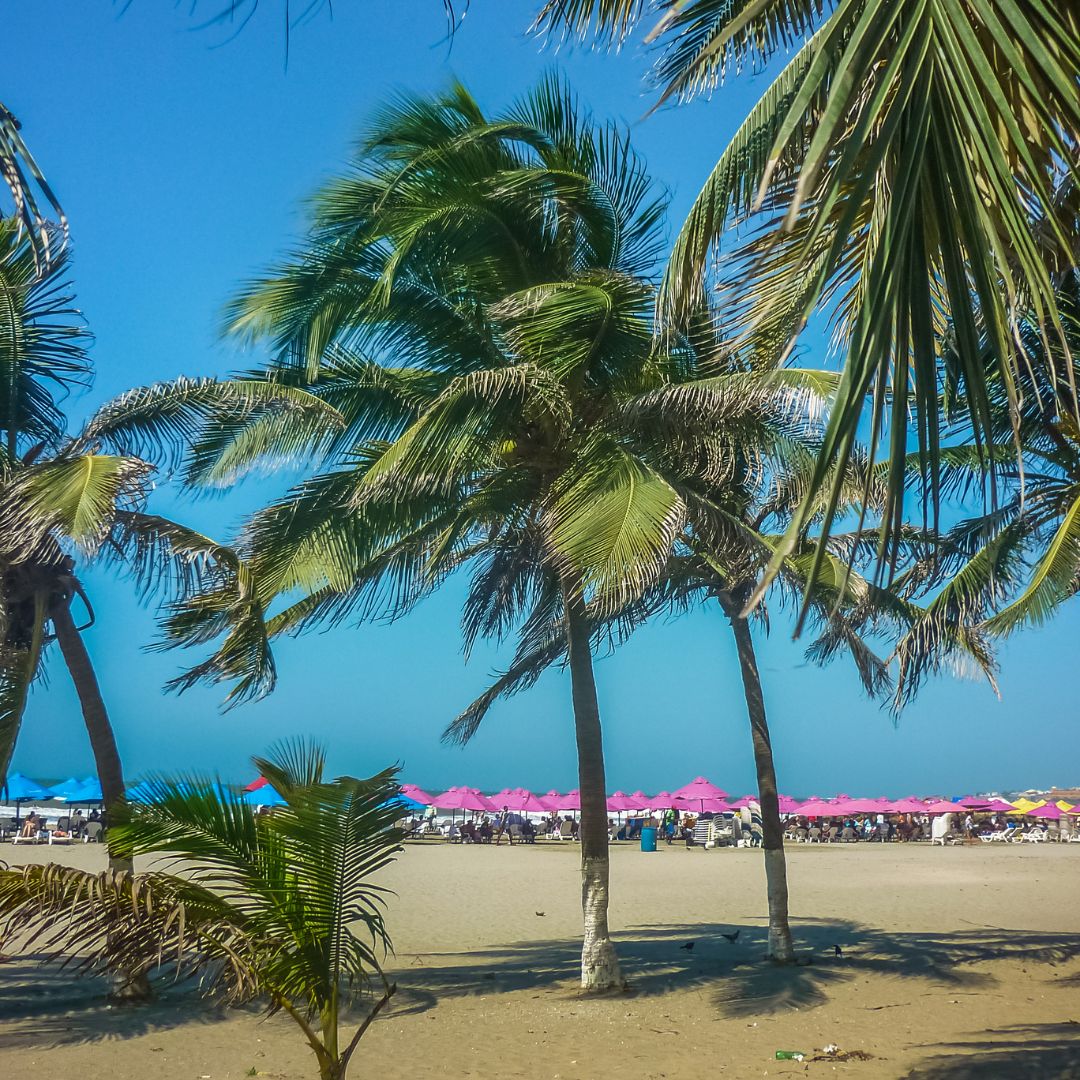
[3,919,1080,1069]
[900,1023,1080,1079]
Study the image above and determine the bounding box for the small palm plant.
[0,740,404,1080]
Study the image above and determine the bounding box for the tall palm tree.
[97,79,843,988]
[534,0,1080,603]
[448,432,988,962]
[0,740,404,1080]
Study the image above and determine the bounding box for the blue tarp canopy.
[2,773,50,801]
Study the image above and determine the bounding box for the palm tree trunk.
[719,594,795,963]
[51,585,151,1001]
[50,593,126,842]
[561,574,623,991]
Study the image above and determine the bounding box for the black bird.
[834,944,843,958]
[721,930,741,944]
[680,941,696,952]
[535,911,546,917]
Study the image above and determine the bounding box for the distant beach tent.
[433,787,494,812]
[242,784,286,807]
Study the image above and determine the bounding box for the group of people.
[786,811,1069,843]
[13,808,101,840]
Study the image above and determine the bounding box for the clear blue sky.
[7,0,1076,796]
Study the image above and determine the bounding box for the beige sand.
[2,840,1079,1079]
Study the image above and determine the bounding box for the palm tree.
[891,271,1080,703]
[448,437,967,962]
[0,220,265,859]
[97,79,846,988]
[0,740,404,1080]
[533,0,1080,602]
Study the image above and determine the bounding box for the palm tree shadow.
[0,955,247,1050]
[386,919,1080,1020]
[902,1023,1080,1078]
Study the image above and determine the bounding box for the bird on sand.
[721,930,741,944]
[535,911,546,917]
[680,941,696,952]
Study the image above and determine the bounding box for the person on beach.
[496,806,514,845]
[19,812,39,838]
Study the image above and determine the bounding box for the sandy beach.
[2,840,1079,1080]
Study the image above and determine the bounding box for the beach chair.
[930,816,959,846]
[558,819,575,840]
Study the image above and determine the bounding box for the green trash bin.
[640,826,657,852]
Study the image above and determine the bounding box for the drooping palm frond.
[0,105,66,273]
[0,220,88,456]
[535,0,1080,609]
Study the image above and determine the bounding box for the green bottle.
[775,1050,806,1061]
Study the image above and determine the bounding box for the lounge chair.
[82,820,103,843]
[558,819,576,840]
[930,816,959,846]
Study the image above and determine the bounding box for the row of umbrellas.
[7,770,1076,821]
[2,773,104,803]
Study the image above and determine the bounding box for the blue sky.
[7,1,1077,796]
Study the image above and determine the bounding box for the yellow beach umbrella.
[1055,800,1075,812]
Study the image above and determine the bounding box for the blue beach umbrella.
[69,777,104,803]
[243,784,286,808]
[2,773,50,824]
[48,776,85,800]
[125,780,155,804]
[3,773,49,802]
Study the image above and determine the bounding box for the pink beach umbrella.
[730,795,756,809]
[494,789,551,814]
[607,791,644,813]
[539,790,562,811]
[433,787,494,812]
[923,800,962,814]
[793,799,840,817]
[675,794,732,813]
[649,791,676,808]
[890,797,929,813]
[1028,803,1065,819]
[673,776,728,800]
[629,791,650,811]
[400,784,437,806]
[550,790,581,812]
